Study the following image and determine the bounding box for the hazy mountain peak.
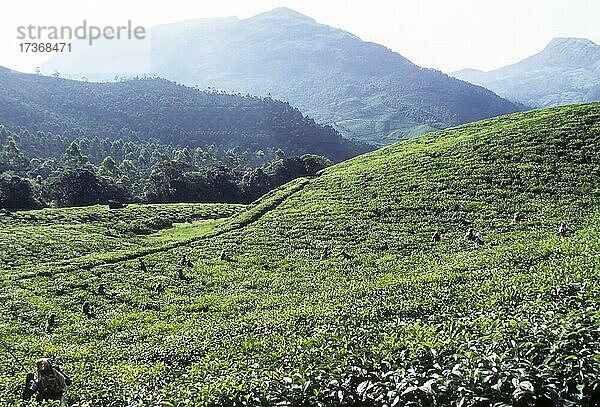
[542,37,599,61]
[546,37,597,49]
[535,37,600,68]
[451,37,600,108]
[252,7,316,23]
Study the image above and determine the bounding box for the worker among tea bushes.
[22,358,72,403]
[179,254,194,267]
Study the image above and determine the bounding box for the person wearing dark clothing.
[22,358,71,403]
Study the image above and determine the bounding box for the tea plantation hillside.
[1,103,600,406]
[0,203,244,270]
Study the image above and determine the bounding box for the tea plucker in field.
[22,358,72,404]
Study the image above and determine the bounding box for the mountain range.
[451,37,600,107]
[41,7,522,145]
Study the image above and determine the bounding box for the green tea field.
[1,103,600,406]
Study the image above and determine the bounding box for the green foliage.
[0,104,599,406]
[0,67,372,162]
[0,202,243,269]
[1,136,28,171]
[0,175,38,210]
[261,154,332,188]
[63,141,92,171]
[42,169,128,207]
[0,130,335,209]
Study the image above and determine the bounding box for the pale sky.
[1,0,599,74]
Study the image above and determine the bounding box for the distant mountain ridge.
[0,66,370,162]
[41,7,522,145]
[451,37,600,107]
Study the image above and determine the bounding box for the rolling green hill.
[0,66,370,162]
[41,7,522,145]
[1,103,599,406]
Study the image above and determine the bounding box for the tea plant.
[1,104,599,406]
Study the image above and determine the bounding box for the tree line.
[0,126,332,210]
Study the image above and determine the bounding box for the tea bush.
[1,104,599,406]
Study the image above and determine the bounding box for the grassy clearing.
[142,220,227,245]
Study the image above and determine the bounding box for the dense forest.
[0,125,333,209]
[0,65,374,210]
[0,66,371,162]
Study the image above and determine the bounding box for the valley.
[1,4,599,406]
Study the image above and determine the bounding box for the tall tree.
[64,141,91,170]
[2,137,29,171]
